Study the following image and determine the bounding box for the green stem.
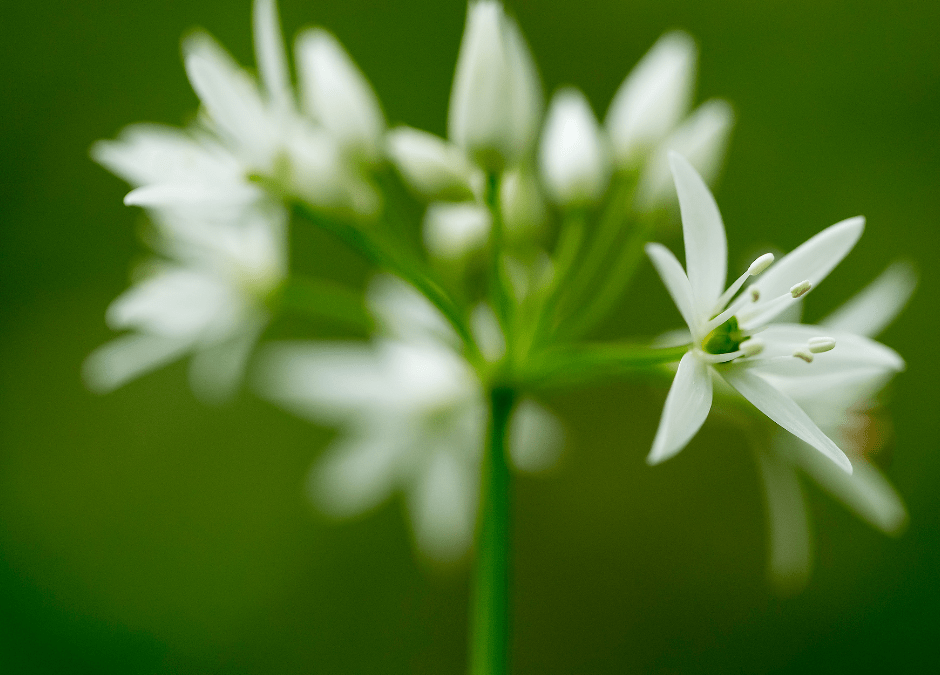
[485,173,512,338]
[293,201,474,348]
[522,343,689,389]
[470,386,516,675]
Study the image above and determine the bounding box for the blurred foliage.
[2,0,939,672]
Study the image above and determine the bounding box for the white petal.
[538,87,611,206]
[755,448,812,593]
[787,439,908,534]
[423,202,492,260]
[605,31,696,167]
[106,268,244,341]
[751,324,905,375]
[648,351,713,464]
[502,12,543,162]
[385,126,475,200]
[92,124,242,187]
[83,334,193,393]
[822,261,917,338]
[470,302,506,363]
[745,217,865,325]
[252,0,293,111]
[407,451,477,562]
[188,318,266,404]
[124,181,262,208]
[183,33,278,167]
[509,398,564,472]
[720,367,852,473]
[500,167,549,236]
[366,274,458,348]
[669,152,727,312]
[296,28,385,159]
[645,243,697,332]
[309,431,405,517]
[637,99,734,209]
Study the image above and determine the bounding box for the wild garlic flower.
[98,0,382,220]
[84,203,286,402]
[256,277,563,562]
[755,262,915,590]
[646,153,904,471]
[604,31,734,207]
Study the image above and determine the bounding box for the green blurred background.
[2,0,939,672]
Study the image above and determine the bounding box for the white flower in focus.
[84,204,286,402]
[754,262,916,591]
[256,277,563,562]
[538,87,611,207]
[448,0,543,171]
[645,153,904,471]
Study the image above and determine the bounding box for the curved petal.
[407,451,477,562]
[645,243,696,331]
[788,440,908,534]
[822,261,917,338]
[669,151,727,311]
[648,351,713,464]
[751,324,905,375]
[386,126,475,200]
[747,217,865,325]
[83,334,193,393]
[252,0,293,111]
[721,367,852,473]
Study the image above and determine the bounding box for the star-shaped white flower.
[256,277,563,562]
[646,152,905,471]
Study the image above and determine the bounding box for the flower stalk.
[470,385,516,675]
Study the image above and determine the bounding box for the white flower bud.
[605,31,697,168]
[386,127,476,200]
[448,1,542,171]
[296,28,386,161]
[423,202,492,260]
[538,87,611,206]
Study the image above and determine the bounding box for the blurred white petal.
[509,398,564,472]
[366,275,458,348]
[822,261,918,338]
[252,0,293,111]
[606,31,696,167]
[386,126,476,200]
[500,167,548,236]
[423,202,492,260]
[83,334,193,393]
[539,87,610,206]
[311,432,406,517]
[408,451,476,562]
[470,303,506,363]
[188,319,266,404]
[296,28,385,159]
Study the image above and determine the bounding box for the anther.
[790,280,812,298]
[740,338,765,357]
[793,349,814,363]
[747,253,775,276]
[750,287,760,302]
[808,337,836,354]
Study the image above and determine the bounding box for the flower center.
[702,315,744,355]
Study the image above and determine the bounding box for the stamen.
[701,350,745,364]
[790,280,812,298]
[808,337,836,354]
[747,253,775,276]
[793,349,814,363]
[740,338,765,357]
[713,253,775,313]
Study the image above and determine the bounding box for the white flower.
[645,153,904,471]
[755,262,915,590]
[256,276,563,562]
[538,87,611,206]
[84,203,286,402]
[448,0,543,171]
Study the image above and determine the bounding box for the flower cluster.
[88,0,911,575]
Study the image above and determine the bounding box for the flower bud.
[605,31,697,168]
[539,87,611,206]
[386,127,476,200]
[448,1,542,171]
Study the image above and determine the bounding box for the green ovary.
[702,316,743,355]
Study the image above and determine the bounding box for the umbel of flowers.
[87,0,912,671]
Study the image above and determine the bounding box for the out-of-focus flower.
[604,31,733,208]
[84,203,287,403]
[256,276,563,562]
[538,87,611,207]
[448,0,543,172]
[754,262,916,591]
[645,153,903,469]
